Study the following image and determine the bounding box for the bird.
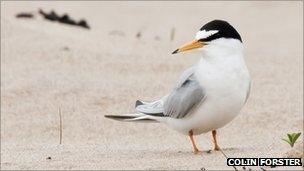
[105,20,251,154]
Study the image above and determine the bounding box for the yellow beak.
[172,39,205,54]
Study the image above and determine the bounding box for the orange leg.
[212,130,220,151]
[188,130,202,154]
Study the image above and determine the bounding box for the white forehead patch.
[195,30,219,40]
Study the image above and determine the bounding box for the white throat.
[200,38,244,63]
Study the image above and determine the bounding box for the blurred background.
[1,1,303,170]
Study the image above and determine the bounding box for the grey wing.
[175,66,196,88]
[163,74,206,119]
[136,67,206,119]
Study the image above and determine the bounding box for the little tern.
[105,20,251,154]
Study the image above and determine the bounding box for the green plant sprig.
[282,132,301,148]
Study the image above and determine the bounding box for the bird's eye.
[198,39,209,43]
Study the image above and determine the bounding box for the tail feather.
[135,100,145,107]
[104,113,159,123]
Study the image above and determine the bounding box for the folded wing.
[136,67,206,119]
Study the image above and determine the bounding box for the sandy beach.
[1,1,303,170]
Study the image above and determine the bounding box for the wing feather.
[135,66,206,119]
[163,77,206,118]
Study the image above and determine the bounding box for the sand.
[1,1,303,170]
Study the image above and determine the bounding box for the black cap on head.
[199,20,242,42]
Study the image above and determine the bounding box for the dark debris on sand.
[38,9,90,29]
[16,12,34,19]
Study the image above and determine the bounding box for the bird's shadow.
[163,147,248,157]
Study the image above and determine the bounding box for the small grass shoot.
[282,132,301,148]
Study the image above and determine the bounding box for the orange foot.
[214,145,220,151]
[193,149,203,155]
